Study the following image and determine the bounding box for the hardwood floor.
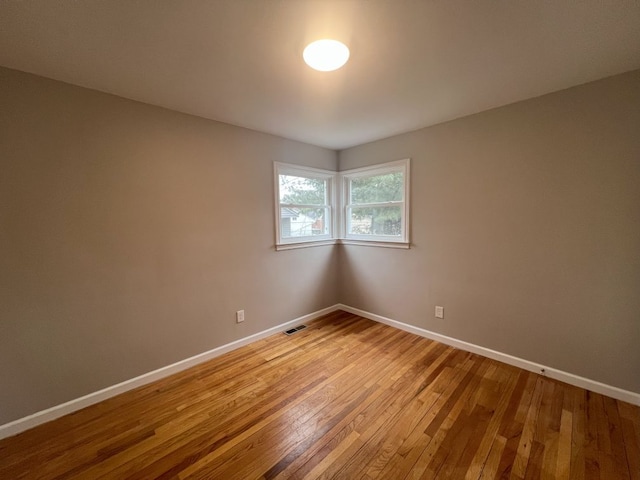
[0,311,638,479]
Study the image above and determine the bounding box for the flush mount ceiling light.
[303,39,350,72]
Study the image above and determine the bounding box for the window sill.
[275,240,337,251]
[337,239,411,249]
[275,239,411,251]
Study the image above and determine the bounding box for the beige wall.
[338,70,640,394]
[0,67,339,425]
[2,66,638,426]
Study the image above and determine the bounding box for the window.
[274,163,335,249]
[274,159,409,250]
[340,159,410,246]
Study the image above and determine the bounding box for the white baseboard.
[2,303,637,440]
[337,304,640,406]
[0,305,341,441]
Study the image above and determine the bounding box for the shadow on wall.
[338,244,431,321]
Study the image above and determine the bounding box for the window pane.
[279,175,326,205]
[281,207,328,238]
[351,172,403,204]
[349,206,402,236]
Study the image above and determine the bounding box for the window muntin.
[275,163,334,246]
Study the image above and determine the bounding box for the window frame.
[339,159,410,248]
[274,162,336,250]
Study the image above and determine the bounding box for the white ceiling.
[1,1,639,150]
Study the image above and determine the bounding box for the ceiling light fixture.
[303,39,350,72]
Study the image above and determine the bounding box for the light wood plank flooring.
[1,311,638,479]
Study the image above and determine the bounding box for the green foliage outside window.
[350,172,403,236]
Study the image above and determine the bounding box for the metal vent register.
[284,325,307,336]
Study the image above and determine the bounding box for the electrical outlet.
[236,310,245,323]
[435,306,444,319]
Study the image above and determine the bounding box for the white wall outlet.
[435,306,444,319]
[236,310,245,323]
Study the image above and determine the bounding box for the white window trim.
[339,159,410,248]
[274,159,410,250]
[274,162,336,250]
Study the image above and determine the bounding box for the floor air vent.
[284,325,307,336]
